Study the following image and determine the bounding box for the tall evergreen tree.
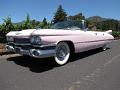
[22,14,32,29]
[43,18,47,26]
[53,5,67,24]
[26,14,30,24]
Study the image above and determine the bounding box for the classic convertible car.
[6,20,114,65]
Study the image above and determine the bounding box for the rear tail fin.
[105,30,112,35]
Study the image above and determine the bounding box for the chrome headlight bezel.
[30,35,41,45]
[6,36,14,42]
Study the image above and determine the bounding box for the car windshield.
[51,20,84,30]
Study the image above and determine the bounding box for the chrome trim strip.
[14,43,31,45]
[74,39,114,44]
[32,43,56,48]
[32,34,73,36]
[12,43,56,48]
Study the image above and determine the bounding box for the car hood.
[6,29,75,37]
[6,29,114,38]
[6,29,36,37]
[32,29,83,36]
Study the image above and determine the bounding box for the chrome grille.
[14,38,30,44]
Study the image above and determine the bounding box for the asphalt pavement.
[0,40,120,90]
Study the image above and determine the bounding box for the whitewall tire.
[102,44,108,51]
[54,42,70,65]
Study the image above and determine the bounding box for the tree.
[43,18,47,26]
[38,18,52,29]
[0,25,2,37]
[52,5,67,24]
[14,24,22,31]
[39,22,44,29]
[22,14,32,29]
[118,22,120,31]
[26,14,30,24]
[86,20,97,29]
[31,19,40,28]
[67,13,85,21]
[0,25,1,31]
[2,17,14,34]
[0,17,14,42]
[96,19,119,31]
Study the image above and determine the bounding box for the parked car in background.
[6,20,114,65]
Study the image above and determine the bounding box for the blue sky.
[0,0,119,23]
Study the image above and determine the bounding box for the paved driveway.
[0,40,120,90]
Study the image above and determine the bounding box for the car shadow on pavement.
[7,48,104,73]
[7,56,56,73]
[70,48,103,62]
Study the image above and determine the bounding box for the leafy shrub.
[0,36,6,43]
[112,31,120,37]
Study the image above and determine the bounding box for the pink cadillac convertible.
[6,20,114,65]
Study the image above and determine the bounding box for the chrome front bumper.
[6,45,56,58]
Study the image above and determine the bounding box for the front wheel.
[54,42,70,65]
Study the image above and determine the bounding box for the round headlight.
[7,36,14,42]
[30,36,41,45]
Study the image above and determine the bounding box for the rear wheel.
[102,44,108,51]
[54,42,70,65]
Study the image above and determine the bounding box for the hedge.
[112,31,120,38]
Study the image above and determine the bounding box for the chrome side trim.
[74,39,114,44]
[32,43,56,48]
[14,43,31,45]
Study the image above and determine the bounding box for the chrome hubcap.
[56,45,67,61]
